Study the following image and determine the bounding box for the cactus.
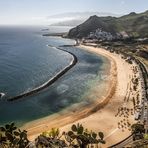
[35,124,105,148]
[67,123,105,148]
[0,123,29,148]
[0,123,105,148]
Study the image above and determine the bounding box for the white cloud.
[47,17,75,23]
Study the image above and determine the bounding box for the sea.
[0,26,110,126]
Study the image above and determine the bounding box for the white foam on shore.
[0,93,5,98]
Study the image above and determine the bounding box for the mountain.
[68,10,148,39]
[48,12,121,26]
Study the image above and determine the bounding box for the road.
[137,58,148,131]
[109,55,148,148]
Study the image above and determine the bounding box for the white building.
[88,28,115,41]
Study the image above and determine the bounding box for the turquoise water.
[0,26,110,126]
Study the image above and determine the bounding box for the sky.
[0,0,148,25]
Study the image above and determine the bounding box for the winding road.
[109,55,148,148]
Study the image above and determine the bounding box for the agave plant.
[35,128,67,148]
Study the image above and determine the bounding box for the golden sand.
[22,45,142,147]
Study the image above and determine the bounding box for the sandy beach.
[60,45,139,147]
[22,45,142,147]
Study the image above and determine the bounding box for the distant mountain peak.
[90,15,98,18]
[144,10,148,14]
[68,10,148,39]
[129,12,137,16]
[48,11,122,26]
[88,15,99,20]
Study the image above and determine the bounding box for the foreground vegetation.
[0,123,105,148]
[0,123,29,148]
[1,122,148,148]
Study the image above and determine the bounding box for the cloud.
[47,17,75,23]
[30,16,76,24]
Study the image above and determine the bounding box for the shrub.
[0,123,105,148]
[35,123,105,148]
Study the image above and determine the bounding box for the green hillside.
[68,10,148,39]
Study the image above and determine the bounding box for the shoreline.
[22,45,117,141]
[22,44,142,147]
[61,45,142,147]
[7,46,77,101]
